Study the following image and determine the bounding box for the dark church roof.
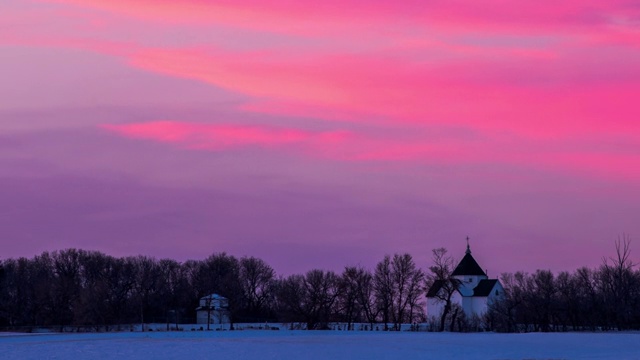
[451,243,486,276]
[473,279,498,296]
[426,280,444,298]
[426,279,460,298]
[427,278,498,298]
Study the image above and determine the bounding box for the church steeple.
[452,236,486,276]
[466,236,471,255]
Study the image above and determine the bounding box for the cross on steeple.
[466,236,471,254]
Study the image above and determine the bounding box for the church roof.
[451,252,486,276]
[426,279,461,298]
[427,278,499,298]
[473,279,498,296]
[426,280,444,298]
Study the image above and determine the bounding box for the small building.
[426,241,504,319]
[196,294,231,325]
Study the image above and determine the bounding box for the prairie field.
[2,330,638,360]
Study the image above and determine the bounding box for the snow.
[1,330,638,359]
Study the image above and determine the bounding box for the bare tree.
[530,269,556,332]
[128,255,162,330]
[374,256,394,330]
[337,266,362,330]
[337,266,377,330]
[390,254,424,329]
[302,270,339,330]
[274,274,306,326]
[51,249,82,330]
[353,267,378,328]
[239,256,275,321]
[426,248,461,332]
[573,267,601,330]
[275,270,338,330]
[599,234,638,330]
[158,258,191,330]
[0,259,25,326]
[0,260,9,326]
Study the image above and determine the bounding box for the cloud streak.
[101,121,640,183]
[100,121,446,162]
[102,121,345,150]
[41,0,640,40]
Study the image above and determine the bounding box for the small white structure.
[196,294,231,326]
[426,241,504,319]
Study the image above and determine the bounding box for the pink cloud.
[100,121,465,162]
[105,121,372,160]
[8,1,638,143]
[100,121,640,184]
[42,0,640,40]
[101,121,326,148]
[125,46,640,140]
[8,0,640,182]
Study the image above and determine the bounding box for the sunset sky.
[1,0,639,275]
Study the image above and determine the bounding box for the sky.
[1,0,639,275]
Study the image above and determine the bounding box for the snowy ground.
[1,330,638,359]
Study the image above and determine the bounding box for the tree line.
[1,238,638,332]
[486,238,640,332]
[0,250,425,331]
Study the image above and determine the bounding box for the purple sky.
[1,0,639,275]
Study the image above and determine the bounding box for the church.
[426,241,504,319]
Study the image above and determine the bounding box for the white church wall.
[471,296,488,316]
[426,298,445,320]
[427,291,463,319]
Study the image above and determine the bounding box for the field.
[2,330,638,359]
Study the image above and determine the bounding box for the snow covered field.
[2,330,638,359]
